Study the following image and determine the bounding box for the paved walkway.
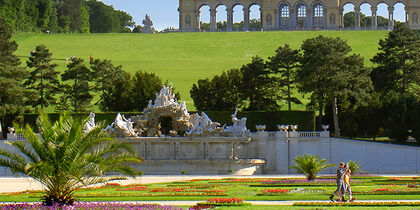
[0,174,418,193]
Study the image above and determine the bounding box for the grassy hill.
[12,31,387,110]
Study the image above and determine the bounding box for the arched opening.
[279,3,290,29]
[233,4,244,31]
[343,3,355,29]
[199,5,211,31]
[313,3,324,28]
[376,3,389,29]
[249,4,261,31]
[360,3,372,29]
[296,3,307,28]
[393,3,406,24]
[216,5,227,31]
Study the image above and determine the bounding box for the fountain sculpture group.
[99,85,250,138]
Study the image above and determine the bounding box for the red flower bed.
[206,197,243,204]
[262,189,289,194]
[372,188,390,192]
[105,183,121,187]
[117,186,148,191]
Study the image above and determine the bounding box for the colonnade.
[179,0,420,32]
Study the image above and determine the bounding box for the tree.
[241,56,280,111]
[25,45,60,110]
[0,20,33,133]
[297,35,372,136]
[0,112,142,206]
[61,57,93,112]
[267,44,302,110]
[290,154,334,180]
[129,71,165,111]
[90,58,132,112]
[191,68,243,111]
[371,23,420,94]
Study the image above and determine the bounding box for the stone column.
[197,11,201,31]
[210,8,217,31]
[243,7,250,31]
[371,6,378,30]
[388,6,394,30]
[306,8,313,29]
[290,8,296,29]
[323,8,327,29]
[227,8,233,31]
[354,6,361,30]
[339,8,344,29]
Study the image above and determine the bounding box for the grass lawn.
[12,31,387,110]
[1,176,418,204]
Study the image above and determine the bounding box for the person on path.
[329,162,346,202]
[343,163,356,202]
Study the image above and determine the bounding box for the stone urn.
[290,125,298,132]
[278,125,289,132]
[322,125,329,131]
[256,125,266,132]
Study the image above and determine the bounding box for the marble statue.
[142,15,154,33]
[223,108,251,137]
[83,112,96,133]
[107,85,250,138]
[105,113,138,137]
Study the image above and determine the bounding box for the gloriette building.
[178,0,420,31]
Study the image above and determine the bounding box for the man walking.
[329,162,346,202]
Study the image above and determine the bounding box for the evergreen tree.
[240,56,280,111]
[129,71,164,111]
[90,58,132,111]
[297,35,372,136]
[61,57,93,112]
[25,45,60,110]
[267,44,302,110]
[190,68,243,111]
[371,23,420,94]
[0,20,32,131]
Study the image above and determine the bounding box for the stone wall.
[1,132,419,176]
[252,131,420,174]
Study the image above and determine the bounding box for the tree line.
[0,0,134,33]
[0,20,176,133]
[191,23,420,143]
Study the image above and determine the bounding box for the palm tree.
[0,112,142,206]
[290,154,335,180]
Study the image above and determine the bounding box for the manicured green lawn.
[1,176,418,203]
[217,206,420,210]
[12,31,386,110]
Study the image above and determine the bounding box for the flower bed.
[251,179,339,187]
[256,189,290,196]
[117,186,148,191]
[77,192,227,197]
[0,202,182,210]
[294,201,420,206]
[196,197,250,207]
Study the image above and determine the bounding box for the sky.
[100,0,406,31]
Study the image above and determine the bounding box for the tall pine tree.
[61,57,93,112]
[25,45,60,110]
[0,20,32,131]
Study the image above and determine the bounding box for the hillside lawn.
[12,31,387,110]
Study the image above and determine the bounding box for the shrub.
[289,154,335,180]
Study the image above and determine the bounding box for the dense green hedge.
[23,110,315,132]
[199,111,315,131]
